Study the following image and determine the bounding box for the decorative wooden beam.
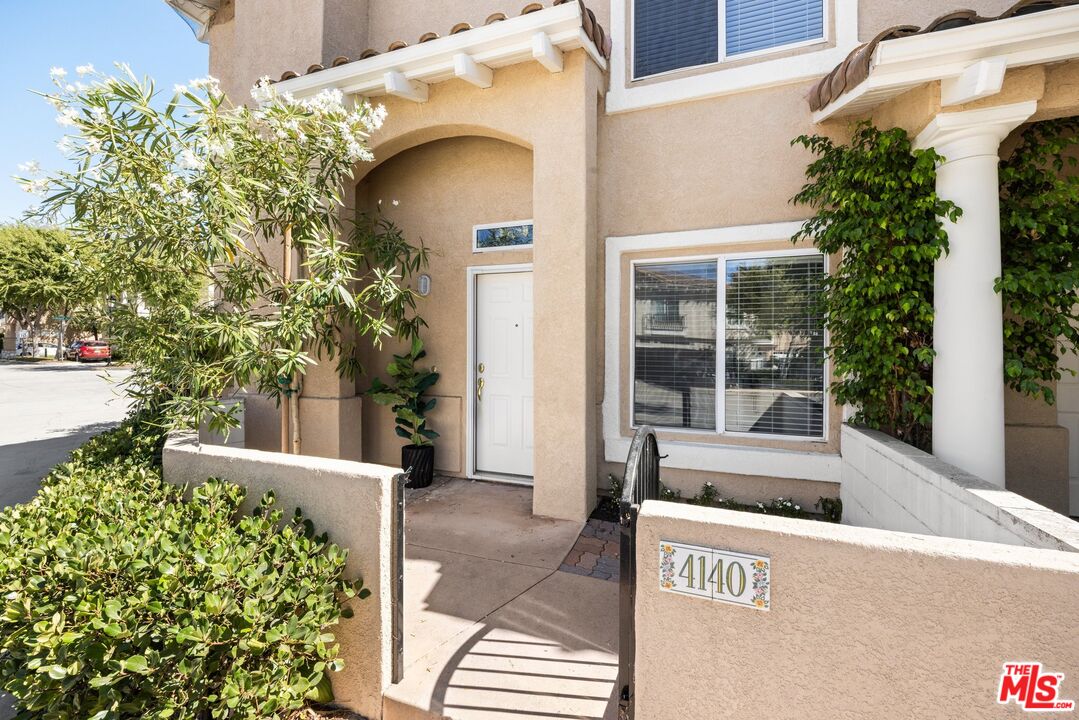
[941,56,1007,107]
[532,31,564,73]
[383,71,429,102]
[453,53,494,89]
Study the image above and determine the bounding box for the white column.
[915,101,1036,487]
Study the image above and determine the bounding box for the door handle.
[477,377,485,402]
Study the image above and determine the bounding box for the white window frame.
[472,219,534,254]
[629,248,828,442]
[607,0,859,114]
[630,0,831,81]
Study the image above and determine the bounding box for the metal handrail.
[620,425,660,512]
[618,426,661,720]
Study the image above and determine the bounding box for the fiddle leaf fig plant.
[368,336,440,447]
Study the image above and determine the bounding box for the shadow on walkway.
[386,478,619,719]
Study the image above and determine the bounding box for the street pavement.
[0,361,132,508]
[0,360,132,719]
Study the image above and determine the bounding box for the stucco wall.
[162,432,399,719]
[365,0,608,57]
[208,0,369,103]
[355,136,534,474]
[346,54,602,521]
[198,0,1079,519]
[598,80,830,238]
[841,425,1079,551]
[859,0,1021,40]
[635,501,1079,720]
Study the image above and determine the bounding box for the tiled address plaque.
[659,540,771,611]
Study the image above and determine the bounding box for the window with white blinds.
[725,0,825,56]
[633,262,718,430]
[633,0,825,78]
[631,254,826,439]
[725,255,825,437]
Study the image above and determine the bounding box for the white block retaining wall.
[841,425,1079,551]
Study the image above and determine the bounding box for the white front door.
[475,271,534,480]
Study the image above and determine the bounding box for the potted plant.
[367,336,440,488]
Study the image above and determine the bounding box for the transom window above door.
[632,253,826,439]
[633,0,826,79]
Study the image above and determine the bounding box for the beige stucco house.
[168,0,1079,523]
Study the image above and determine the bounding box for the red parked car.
[66,341,112,363]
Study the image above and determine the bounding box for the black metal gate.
[617,426,661,720]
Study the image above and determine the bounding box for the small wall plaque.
[417,274,432,297]
[659,540,770,611]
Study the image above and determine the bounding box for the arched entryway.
[354,134,537,484]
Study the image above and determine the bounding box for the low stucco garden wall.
[163,432,400,719]
[635,501,1079,720]
[841,425,1079,551]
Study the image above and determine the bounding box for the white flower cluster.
[56,107,79,127]
[250,76,275,105]
[204,137,234,160]
[246,77,385,164]
[179,148,204,171]
[189,75,222,97]
[20,176,50,197]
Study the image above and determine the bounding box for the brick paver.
[558,518,620,582]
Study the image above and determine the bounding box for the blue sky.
[0,1,208,221]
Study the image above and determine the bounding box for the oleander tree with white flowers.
[18,64,427,450]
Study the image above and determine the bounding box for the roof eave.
[814,4,1079,122]
[165,0,220,43]
[274,2,606,100]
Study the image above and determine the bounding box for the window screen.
[634,0,719,78]
[725,0,825,56]
[724,255,825,437]
[633,262,718,430]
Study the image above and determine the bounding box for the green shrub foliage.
[791,123,960,450]
[998,118,1079,403]
[0,429,363,719]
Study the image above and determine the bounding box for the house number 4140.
[659,540,771,611]
[680,553,747,596]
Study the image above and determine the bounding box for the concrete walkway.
[0,361,132,509]
[387,479,619,720]
[0,361,132,720]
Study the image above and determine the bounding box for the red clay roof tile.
[274,1,610,84]
[810,0,1079,113]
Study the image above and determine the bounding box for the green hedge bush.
[0,427,365,719]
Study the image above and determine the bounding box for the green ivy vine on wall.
[998,117,1079,405]
[791,118,1079,452]
[790,122,960,451]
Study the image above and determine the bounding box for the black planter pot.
[401,444,435,489]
